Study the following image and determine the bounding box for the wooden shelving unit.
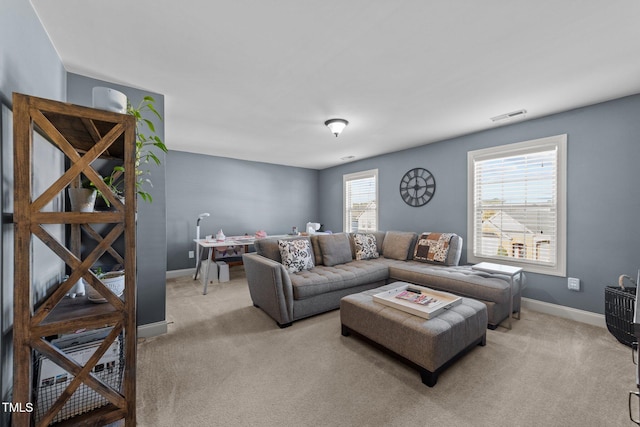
[12,93,137,426]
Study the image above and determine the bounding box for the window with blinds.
[467,135,567,276]
[343,169,378,233]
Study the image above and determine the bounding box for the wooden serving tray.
[373,283,462,319]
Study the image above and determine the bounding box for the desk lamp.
[196,212,210,241]
[195,213,210,270]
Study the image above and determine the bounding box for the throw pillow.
[381,231,418,261]
[413,232,455,264]
[353,233,379,260]
[278,239,315,273]
[318,233,353,266]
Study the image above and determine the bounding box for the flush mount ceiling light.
[325,118,349,137]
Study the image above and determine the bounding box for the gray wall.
[67,73,167,327]
[0,0,67,415]
[319,94,640,315]
[166,151,319,271]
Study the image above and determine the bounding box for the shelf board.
[31,211,124,224]
[34,296,124,337]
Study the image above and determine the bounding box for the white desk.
[471,262,523,330]
[193,235,289,294]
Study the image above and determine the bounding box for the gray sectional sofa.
[243,231,522,329]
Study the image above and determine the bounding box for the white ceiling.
[31,1,640,170]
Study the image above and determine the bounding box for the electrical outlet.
[568,277,580,291]
[188,251,194,259]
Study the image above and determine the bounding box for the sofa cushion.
[309,235,324,266]
[255,236,310,263]
[388,262,514,305]
[353,233,379,260]
[278,239,315,273]
[382,231,418,261]
[318,233,353,266]
[414,232,455,264]
[290,260,390,300]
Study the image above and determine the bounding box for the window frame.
[467,134,567,276]
[343,169,379,233]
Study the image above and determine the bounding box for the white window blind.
[467,135,566,276]
[343,169,378,233]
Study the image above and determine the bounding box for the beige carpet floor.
[136,269,636,427]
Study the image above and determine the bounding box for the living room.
[2,1,640,426]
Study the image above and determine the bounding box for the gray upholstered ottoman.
[340,282,488,386]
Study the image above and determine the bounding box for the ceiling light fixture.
[490,109,527,123]
[325,118,349,137]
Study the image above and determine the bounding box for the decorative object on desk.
[68,187,97,212]
[255,230,267,238]
[324,118,349,137]
[604,273,638,347]
[399,167,436,207]
[306,222,321,234]
[216,229,226,241]
[87,270,125,303]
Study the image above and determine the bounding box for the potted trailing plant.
[91,95,167,206]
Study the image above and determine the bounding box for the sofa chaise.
[243,231,522,329]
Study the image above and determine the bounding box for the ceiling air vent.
[490,109,527,123]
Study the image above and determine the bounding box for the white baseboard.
[166,268,195,279]
[522,297,605,329]
[138,321,168,338]
[137,269,194,338]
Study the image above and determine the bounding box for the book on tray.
[395,289,440,306]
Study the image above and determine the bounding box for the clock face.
[399,168,436,207]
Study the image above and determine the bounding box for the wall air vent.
[490,109,527,123]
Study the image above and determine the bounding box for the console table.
[471,262,523,329]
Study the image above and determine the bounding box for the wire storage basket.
[605,275,637,347]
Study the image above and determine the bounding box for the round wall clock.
[399,167,436,207]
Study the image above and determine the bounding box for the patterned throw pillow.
[413,232,454,264]
[353,233,379,260]
[278,239,315,273]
